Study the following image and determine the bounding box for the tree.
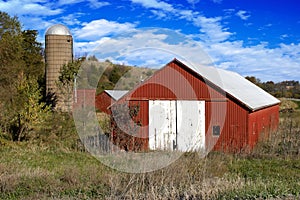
[0,12,50,141]
[0,12,23,102]
[6,76,51,141]
[21,30,44,80]
[57,59,81,111]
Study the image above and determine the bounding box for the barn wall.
[248,105,280,148]
[129,61,225,100]
[73,89,96,110]
[95,92,115,114]
[206,99,249,152]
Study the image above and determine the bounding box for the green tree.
[57,59,82,111]
[0,12,23,102]
[6,76,51,141]
[0,12,50,141]
[21,30,44,80]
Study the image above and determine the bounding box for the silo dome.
[45,24,71,36]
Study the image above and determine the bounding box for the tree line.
[245,76,300,99]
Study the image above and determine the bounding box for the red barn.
[95,90,128,114]
[110,59,280,152]
[73,89,96,110]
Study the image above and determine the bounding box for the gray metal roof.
[177,59,280,111]
[45,24,72,36]
[105,90,129,101]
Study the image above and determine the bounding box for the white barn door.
[176,100,205,151]
[149,100,176,150]
[149,100,205,152]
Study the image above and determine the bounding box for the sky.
[1,0,300,82]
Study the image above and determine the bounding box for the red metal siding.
[95,91,115,114]
[129,62,225,100]
[111,60,279,152]
[73,89,96,110]
[248,105,279,148]
[208,100,249,152]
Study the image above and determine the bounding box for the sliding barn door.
[176,100,205,151]
[148,100,176,150]
[149,100,205,152]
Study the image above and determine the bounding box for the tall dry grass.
[0,111,299,199]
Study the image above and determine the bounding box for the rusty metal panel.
[248,104,279,148]
[149,100,176,150]
[177,100,205,151]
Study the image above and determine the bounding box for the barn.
[110,59,280,152]
[73,89,96,110]
[95,90,128,114]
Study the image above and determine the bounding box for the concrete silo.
[45,24,73,110]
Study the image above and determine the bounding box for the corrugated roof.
[175,59,280,111]
[105,90,129,101]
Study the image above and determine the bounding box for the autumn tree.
[0,12,50,141]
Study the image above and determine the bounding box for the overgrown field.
[0,111,300,199]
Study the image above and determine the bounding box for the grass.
[0,112,300,199]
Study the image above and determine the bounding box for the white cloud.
[88,0,110,9]
[131,0,231,43]
[187,0,200,4]
[73,19,137,41]
[211,0,223,3]
[150,10,168,19]
[236,10,251,20]
[193,16,232,43]
[57,0,110,8]
[59,13,84,26]
[204,41,300,81]
[74,26,300,82]
[0,0,63,16]
[186,0,200,7]
[131,0,174,12]
[57,0,83,6]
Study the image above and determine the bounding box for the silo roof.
[45,24,71,36]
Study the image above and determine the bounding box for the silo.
[45,24,73,109]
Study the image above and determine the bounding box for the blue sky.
[1,0,300,82]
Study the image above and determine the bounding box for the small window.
[213,125,220,136]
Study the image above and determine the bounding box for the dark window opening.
[213,125,220,136]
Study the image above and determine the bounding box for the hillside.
[88,60,156,94]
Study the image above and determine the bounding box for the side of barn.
[95,90,128,114]
[110,59,280,153]
[73,89,96,110]
[247,105,280,148]
[95,91,115,114]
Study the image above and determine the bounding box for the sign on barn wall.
[148,100,205,152]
